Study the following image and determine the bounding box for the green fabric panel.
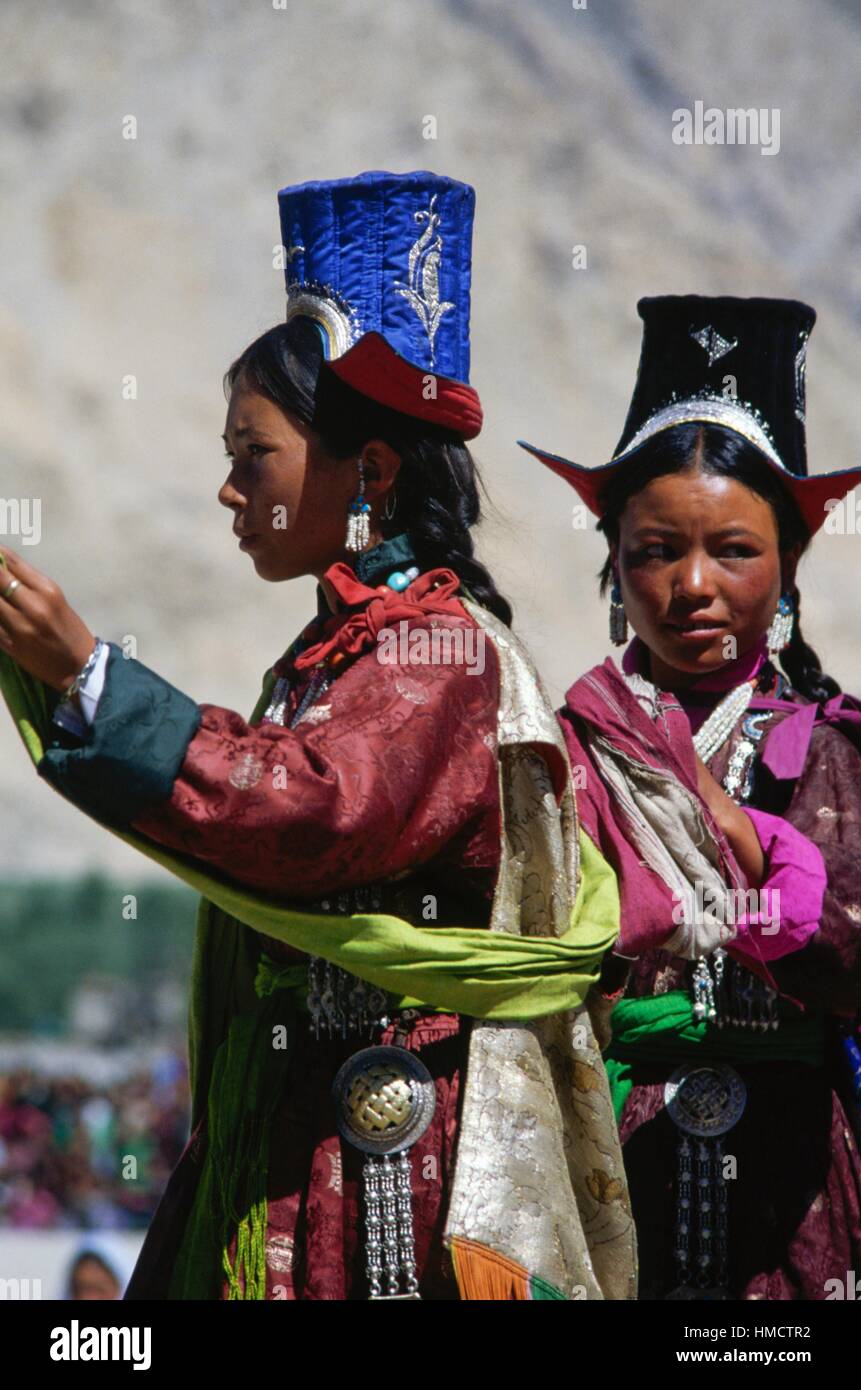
[604,1055,636,1126]
[0,651,620,1027]
[605,989,826,1123]
[165,1122,223,1300]
[169,987,297,1299]
[187,902,262,1135]
[249,668,277,724]
[0,625,57,762]
[352,532,416,585]
[253,959,311,999]
[37,643,201,825]
[254,954,461,1015]
[529,1273,568,1300]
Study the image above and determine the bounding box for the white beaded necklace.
[691,679,757,764]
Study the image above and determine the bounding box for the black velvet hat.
[519,295,861,536]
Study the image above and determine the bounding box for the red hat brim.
[325,331,482,440]
[518,437,861,538]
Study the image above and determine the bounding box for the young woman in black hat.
[523,296,861,1300]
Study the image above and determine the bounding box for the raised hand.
[0,546,96,694]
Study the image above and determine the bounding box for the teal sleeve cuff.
[38,642,202,825]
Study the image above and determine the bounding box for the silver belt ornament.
[664,1062,747,1299]
[307,958,390,1040]
[692,949,779,1031]
[332,1045,437,1300]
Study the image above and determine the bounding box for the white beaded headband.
[619,394,787,473]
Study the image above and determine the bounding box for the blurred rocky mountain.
[1,0,859,875]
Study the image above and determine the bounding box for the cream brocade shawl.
[446,603,637,1299]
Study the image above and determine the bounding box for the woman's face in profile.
[611,467,791,687]
[219,373,358,583]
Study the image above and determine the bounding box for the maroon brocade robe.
[125,571,506,1299]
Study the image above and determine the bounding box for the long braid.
[387,437,513,626]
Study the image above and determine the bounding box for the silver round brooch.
[664,1063,747,1137]
[331,1045,437,1156]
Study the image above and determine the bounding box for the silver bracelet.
[64,638,105,702]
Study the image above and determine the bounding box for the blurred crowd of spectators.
[0,1054,189,1229]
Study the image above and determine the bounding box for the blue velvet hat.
[277,170,482,438]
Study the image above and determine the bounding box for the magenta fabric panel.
[730,807,826,962]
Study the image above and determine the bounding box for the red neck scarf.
[283,562,467,675]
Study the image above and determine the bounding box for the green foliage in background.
[0,875,198,1034]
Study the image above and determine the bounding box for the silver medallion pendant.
[665,1063,747,1138]
[664,1063,747,1300]
[332,1045,437,1300]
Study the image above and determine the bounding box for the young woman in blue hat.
[523,295,861,1300]
[0,172,635,1301]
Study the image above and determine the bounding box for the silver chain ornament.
[332,1046,436,1300]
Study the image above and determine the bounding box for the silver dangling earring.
[382,490,397,522]
[345,459,371,552]
[609,577,628,646]
[766,592,794,657]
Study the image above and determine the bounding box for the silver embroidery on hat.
[689,324,739,366]
[620,393,786,471]
[794,330,809,424]
[394,194,455,368]
[285,279,362,359]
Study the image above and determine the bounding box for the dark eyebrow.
[710,527,763,541]
[629,525,763,542]
[221,427,273,444]
[629,525,684,539]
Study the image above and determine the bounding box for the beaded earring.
[609,577,628,646]
[766,592,794,657]
[345,459,371,552]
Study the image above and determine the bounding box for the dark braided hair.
[224,320,512,626]
[594,421,840,704]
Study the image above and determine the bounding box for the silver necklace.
[691,680,756,764]
[263,665,330,728]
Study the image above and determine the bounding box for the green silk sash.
[0,649,619,1022]
[604,989,826,1122]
